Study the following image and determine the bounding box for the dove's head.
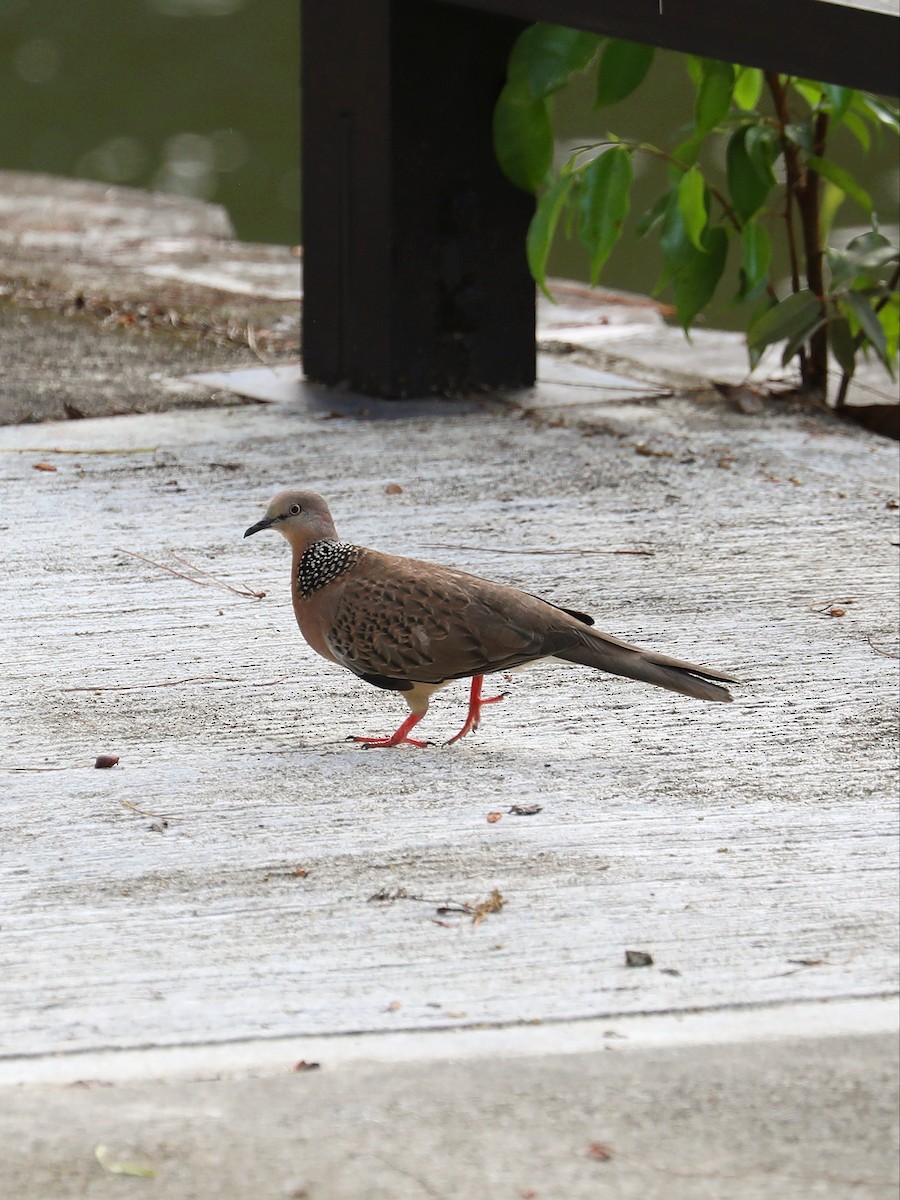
[244,489,339,551]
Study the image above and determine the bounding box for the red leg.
[446,675,505,745]
[353,710,429,748]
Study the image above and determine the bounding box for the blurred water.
[0,0,299,245]
[0,5,895,332]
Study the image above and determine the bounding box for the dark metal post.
[302,0,535,397]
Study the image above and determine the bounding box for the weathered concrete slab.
[1,381,897,1061]
[1,1005,897,1200]
[1,175,897,1198]
[0,172,300,424]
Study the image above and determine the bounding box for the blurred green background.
[0,0,300,246]
[0,0,896,330]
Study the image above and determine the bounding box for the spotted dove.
[244,489,739,746]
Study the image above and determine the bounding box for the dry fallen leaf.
[471,889,505,927]
[33,462,57,472]
[94,755,120,769]
[291,1060,321,1072]
[94,1144,155,1178]
[384,483,404,494]
[487,811,502,824]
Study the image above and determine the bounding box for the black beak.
[244,516,276,538]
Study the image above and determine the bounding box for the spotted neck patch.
[297,539,360,599]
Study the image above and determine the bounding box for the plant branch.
[765,73,804,296]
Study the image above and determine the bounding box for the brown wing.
[324,550,581,684]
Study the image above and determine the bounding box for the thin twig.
[121,800,167,819]
[60,675,281,693]
[867,635,900,660]
[422,543,653,557]
[166,551,266,598]
[114,547,265,598]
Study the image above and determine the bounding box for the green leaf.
[819,181,846,241]
[672,226,728,331]
[493,83,553,192]
[747,289,823,366]
[822,85,855,125]
[785,121,814,153]
[635,190,671,239]
[595,39,655,108]
[508,24,600,99]
[828,230,898,286]
[841,111,871,151]
[685,56,704,90]
[852,93,900,135]
[733,66,763,111]
[843,288,890,368]
[677,166,708,252]
[726,125,773,221]
[806,154,872,215]
[672,129,705,169]
[527,173,576,299]
[791,79,824,109]
[878,294,900,362]
[745,126,777,181]
[739,219,772,300]
[828,314,857,379]
[579,146,633,283]
[782,314,826,367]
[658,188,695,287]
[695,60,735,133]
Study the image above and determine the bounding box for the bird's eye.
[289,504,302,515]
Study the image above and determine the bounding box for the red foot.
[446,676,506,745]
[353,711,429,748]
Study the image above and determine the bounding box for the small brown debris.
[471,889,505,927]
[660,967,682,976]
[509,803,542,816]
[291,1060,320,1072]
[829,606,846,618]
[386,1000,402,1012]
[586,1141,614,1162]
[33,462,57,472]
[624,949,653,968]
[292,866,309,878]
[487,811,503,824]
[634,442,673,458]
[885,498,899,510]
[716,455,735,469]
[384,483,404,494]
[94,755,119,769]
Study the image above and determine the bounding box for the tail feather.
[557,629,739,703]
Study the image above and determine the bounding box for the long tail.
[557,629,739,702]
